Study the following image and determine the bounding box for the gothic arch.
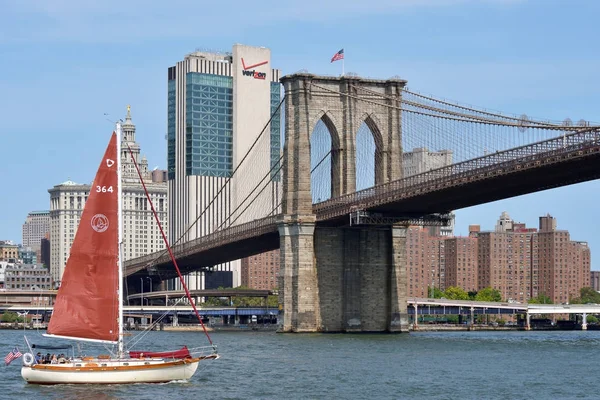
[310,110,341,149]
[309,111,342,201]
[356,113,386,186]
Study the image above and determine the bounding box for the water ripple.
[1,330,599,399]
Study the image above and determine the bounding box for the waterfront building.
[4,263,52,290]
[49,107,168,283]
[470,212,589,303]
[40,233,50,268]
[241,249,279,290]
[120,106,169,263]
[48,179,90,281]
[537,214,590,304]
[18,245,37,265]
[403,147,453,177]
[0,261,9,287]
[406,226,430,297]
[403,148,454,236]
[0,241,18,261]
[167,44,281,290]
[444,236,479,291]
[591,271,600,292]
[22,211,50,252]
[430,237,447,291]
[474,226,538,304]
[403,212,591,302]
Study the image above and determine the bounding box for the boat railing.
[187,345,219,359]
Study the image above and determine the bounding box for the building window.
[184,72,233,177]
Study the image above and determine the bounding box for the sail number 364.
[96,186,114,193]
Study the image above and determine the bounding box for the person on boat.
[35,352,41,364]
[50,354,58,364]
[58,354,66,364]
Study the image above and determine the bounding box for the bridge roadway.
[124,128,600,281]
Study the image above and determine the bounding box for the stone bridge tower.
[278,73,410,333]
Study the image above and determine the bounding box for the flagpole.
[342,57,345,76]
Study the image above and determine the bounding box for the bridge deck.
[125,129,600,280]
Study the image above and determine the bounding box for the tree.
[529,293,552,304]
[202,286,278,307]
[475,287,502,302]
[1,312,20,323]
[570,287,600,305]
[444,286,469,300]
[428,287,445,299]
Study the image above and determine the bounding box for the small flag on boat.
[5,347,22,366]
[331,49,344,63]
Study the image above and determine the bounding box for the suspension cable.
[311,150,332,174]
[145,96,286,267]
[126,143,215,349]
[227,161,284,227]
[355,85,559,126]
[310,83,590,131]
[216,154,284,231]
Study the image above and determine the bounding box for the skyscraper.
[49,107,168,283]
[167,44,281,289]
[22,211,50,251]
[444,237,478,291]
[537,214,590,303]
[403,147,455,236]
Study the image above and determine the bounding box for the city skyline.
[1,0,599,269]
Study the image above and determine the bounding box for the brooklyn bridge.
[123,73,600,333]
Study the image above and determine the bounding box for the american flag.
[330,49,344,63]
[4,347,22,366]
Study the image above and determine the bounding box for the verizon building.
[167,44,281,289]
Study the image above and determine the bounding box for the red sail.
[47,133,120,342]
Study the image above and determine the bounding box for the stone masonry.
[278,73,409,333]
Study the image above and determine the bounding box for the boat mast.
[116,120,124,358]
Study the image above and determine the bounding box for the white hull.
[21,357,205,385]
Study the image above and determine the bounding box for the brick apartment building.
[405,212,590,303]
[239,212,590,303]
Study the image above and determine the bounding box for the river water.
[0,329,598,399]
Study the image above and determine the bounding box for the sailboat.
[20,122,219,384]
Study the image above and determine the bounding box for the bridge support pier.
[278,216,320,333]
[582,313,588,330]
[277,73,409,333]
[278,222,409,333]
[314,226,409,332]
[389,226,410,332]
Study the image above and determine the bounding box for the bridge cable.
[126,143,215,349]
[312,126,600,220]
[310,83,587,130]
[226,159,285,228]
[216,154,284,230]
[311,149,332,174]
[143,96,286,267]
[355,84,566,127]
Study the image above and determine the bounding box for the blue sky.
[1,0,599,268]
